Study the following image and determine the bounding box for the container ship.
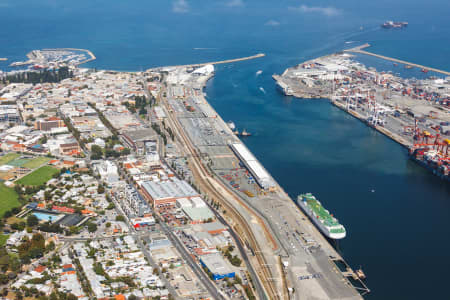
[381,21,408,29]
[408,129,450,181]
[296,193,346,239]
[409,147,450,182]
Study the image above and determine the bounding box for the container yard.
[273,45,450,181]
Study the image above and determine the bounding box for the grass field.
[16,166,59,186]
[22,156,50,169]
[0,234,9,247]
[0,153,21,166]
[0,182,21,218]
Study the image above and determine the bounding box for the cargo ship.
[381,21,408,29]
[409,147,450,182]
[296,193,346,239]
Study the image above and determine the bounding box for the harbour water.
[1,0,450,299]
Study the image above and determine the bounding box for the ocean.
[1,0,450,299]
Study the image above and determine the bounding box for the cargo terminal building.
[140,177,199,208]
[199,253,235,280]
[230,143,276,190]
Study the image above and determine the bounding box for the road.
[158,221,225,300]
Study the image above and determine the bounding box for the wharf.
[344,43,450,76]
[331,100,412,149]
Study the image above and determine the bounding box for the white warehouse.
[230,143,275,190]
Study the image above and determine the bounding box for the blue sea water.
[1,0,450,299]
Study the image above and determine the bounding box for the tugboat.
[356,267,366,280]
[240,129,252,137]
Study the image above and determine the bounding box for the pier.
[344,43,450,76]
[148,53,265,71]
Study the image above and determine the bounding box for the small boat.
[356,267,366,280]
[227,121,236,130]
[233,130,239,135]
[393,63,398,67]
[404,65,413,69]
[421,68,429,73]
[240,129,252,137]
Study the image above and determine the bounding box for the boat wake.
[193,47,217,50]
[256,70,263,76]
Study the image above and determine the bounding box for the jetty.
[148,53,265,71]
[344,43,450,76]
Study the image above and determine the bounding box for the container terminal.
[273,45,450,181]
[156,62,369,299]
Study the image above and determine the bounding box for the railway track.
[161,95,284,300]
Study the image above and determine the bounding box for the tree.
[27,214,39,227]
[105,222,111,228]
[115,215,125,222]
[87,222,97,233]
[90,144,103,160]
[97,185,105,194]
[128,295,137,300]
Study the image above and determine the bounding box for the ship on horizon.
[296,193,346,239]
[381,21,408,29]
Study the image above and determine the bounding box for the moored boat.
[296,193,346,239]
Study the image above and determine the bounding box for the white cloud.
[172,0,189,13]
[226,0,244,8]
[265,20,280,26]
[288,5,341,16]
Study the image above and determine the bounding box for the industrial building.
[122,128,158,155]
[140,177,199,207]
[199,253,235,280]
[230,143,275,190]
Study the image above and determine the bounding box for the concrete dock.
[344,43,450,76]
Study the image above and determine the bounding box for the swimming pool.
[33,212,62,223]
